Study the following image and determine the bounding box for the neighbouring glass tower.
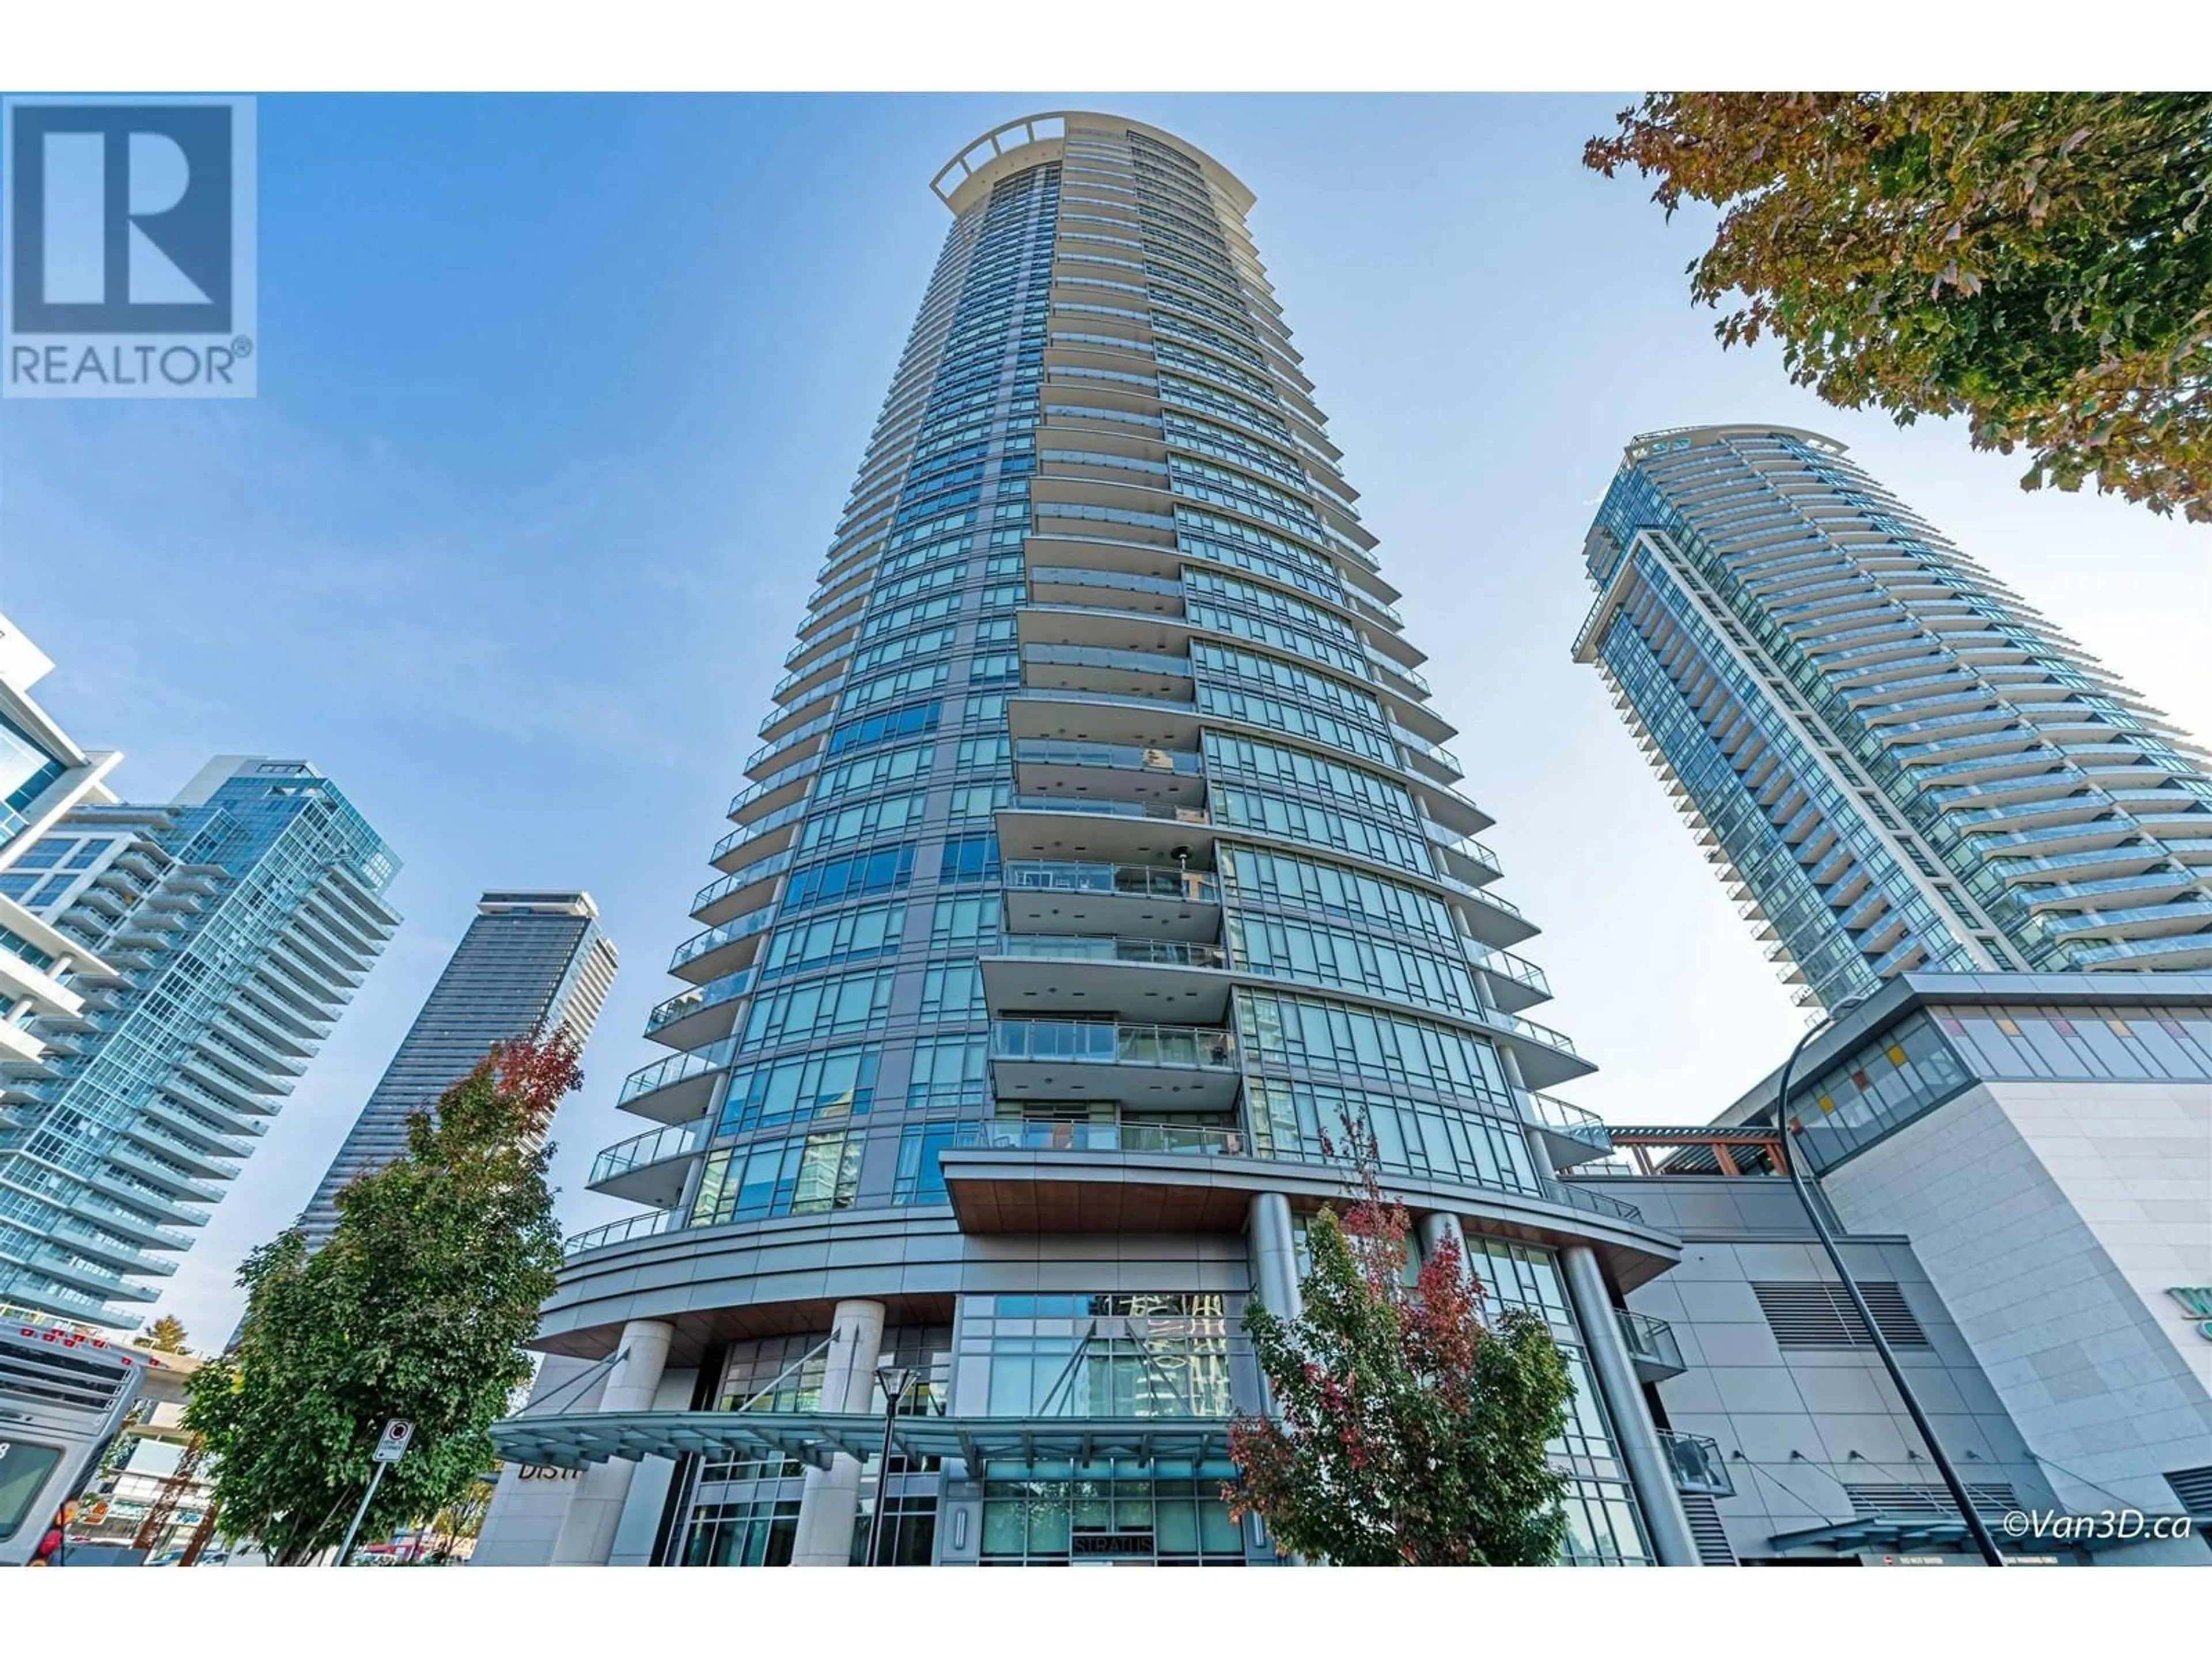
[296,889,619,1250]
[480,114,1698,1570]
[0,611,125,1065]
[0,756,399,1328]
[1574,426,2212,1010]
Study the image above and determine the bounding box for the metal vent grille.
[2166,1465,2212,1517]
[1679,1491,1737,1566]
[1844,1482,2017,1518]
[1751,1282,1929,1349]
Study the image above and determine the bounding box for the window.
[688,1128,864,1227]
[964,1294,1234,1419]
[681,1498,801,1567]
[781,844,915,911]
[938,832,1001,885]
[929,895,998,952]
[920,961,985,1022]
[893,1121,963,1205]
[741,967,896,1047]
[758,900,906,982]
[979,1459,1245,1566]
[716,1045,877,1138]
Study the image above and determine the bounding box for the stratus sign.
[3,96,256,397]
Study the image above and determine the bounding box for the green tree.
[135,1314,190,1354]
[1225,1128,1574,1565]
[1585,93,2212,521]
[427,1475,497,1565]
[184,1033,578,1565]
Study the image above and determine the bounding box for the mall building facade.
[478,113,1700,1568]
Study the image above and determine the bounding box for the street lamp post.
[866,1363,915,1568]
[1774,995,2007,1568]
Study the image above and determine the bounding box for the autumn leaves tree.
[1586,93,2212,521]
[184,1033,578,1564]
[1225,1123,1574,1565]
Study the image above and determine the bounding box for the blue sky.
[2,93,2204,1344]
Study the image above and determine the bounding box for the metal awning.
[491,1409,1234,1472]
[1769,1516,1979,1553]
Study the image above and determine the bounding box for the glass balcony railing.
[1497,1012,1579,1058]
[1659,1429,1734,1497]
[1527,1093,1611,1150]
[1013,739,1203,774]
[991,1018,1238,1070]
[994,934,1227,969]
[645,969,753,1037]
[1022,642,1193,678]
[590,1120,706,1188]
[692,850,794,916]
[1470,946,1551,998]
[1391,726,1464,778]
[743,711,836,775]
[959,1119,1247,1156]
[726,763,821,827]
[1368,653,1430,696]
[711,798,810,862]
[563,1210,672,1259]
[617,1037,736,1108]
[1010,795,1212,825]
[1618,1309,1686,1377]
[1028,564,1183,600]
[1003,860,1219,903]
[668,906,773,973]
[1544,1178,1641,1224]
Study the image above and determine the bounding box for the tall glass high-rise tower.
[482,114,1695,1570]
[1575,426,2212,1010]
[0,611,124,1066]
[0,756,399,1328]
[297,890,618,1251]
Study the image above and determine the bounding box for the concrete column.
[550,1318,675,1565]
[1559,1245,1700,1567]
[789,1298,887,1567]
[1415,1209,1469,1283]
[1247,1191,1301,1322]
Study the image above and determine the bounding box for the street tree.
[1225,1124,1574,1565]
[183,1032,577,1564]
[1585,93,2212,521]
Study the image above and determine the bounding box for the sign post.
[334,1419,412,1567]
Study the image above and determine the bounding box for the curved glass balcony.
[1013,739,1203,774]
[991,1018,1237,1070]
[692,850,794,922]
[1004,860,1218,903]
[668,906,774,978]
[645,969,753,1039]
[616,1036,736,1123]
[994,934,1225,969]
[961,1119,1246,1156]
[1010,794,1210,825]
[564,1210,672,1259]
[1658,1429,1734,1497]
[589,1120,706,1204]
[1526,1093,1612,1168]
